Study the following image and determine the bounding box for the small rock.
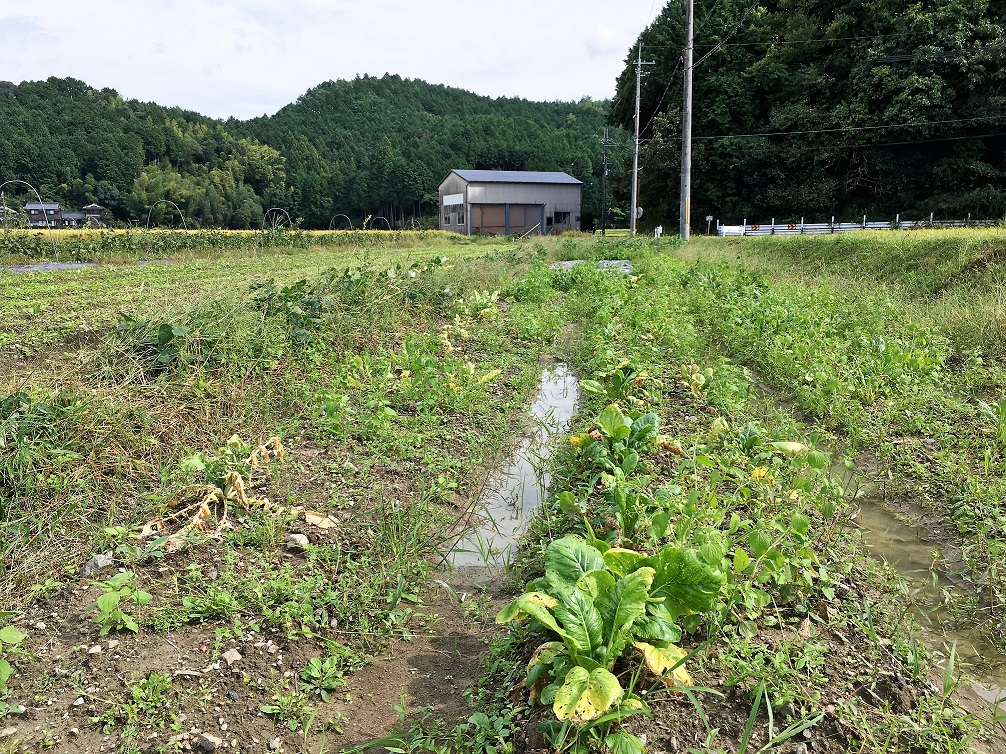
[72,697,85,707]
[221,649,242,667]
[268,738,283,751]
[286,533,309,549]
[195,732,225,751]
[266,644,279,655]
[80,552,115,578]
[0,727,17,738]
[69,728,80,737]
[88,645,102,655]
[226,691,240,702]
[34,621,46,630]
[107,640,120,650]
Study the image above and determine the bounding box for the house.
[21,201,105,228]
[83,203,105,225]
[438,170,582,236]
[25,201,61,228]
[61,211,86,227]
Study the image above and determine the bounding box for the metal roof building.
[439,170,582,236]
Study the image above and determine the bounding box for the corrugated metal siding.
[438,173,468,231]
[439,173,582,234]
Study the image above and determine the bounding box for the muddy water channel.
[849,477,1006,706]
[445,362,578,583]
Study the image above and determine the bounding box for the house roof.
[83,203,105,211]
[450,170,582,186]
[25,201,61,210]
[62,211,86,220]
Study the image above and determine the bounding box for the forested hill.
[610,0,1006,226]
[229,76,614,227]
[0,75,615,230]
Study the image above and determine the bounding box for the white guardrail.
[717,214,998,236]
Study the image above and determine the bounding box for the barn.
[439,170,582,236]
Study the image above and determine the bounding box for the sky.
[0,0,660,120]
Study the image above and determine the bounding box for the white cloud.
[0,0,660,118]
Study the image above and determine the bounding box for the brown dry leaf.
[304,511,337,529]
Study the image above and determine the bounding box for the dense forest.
[610,0,1006,227]
[0,76,625,229]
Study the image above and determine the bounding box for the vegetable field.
[0,233,1003,754]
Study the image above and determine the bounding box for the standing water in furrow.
[446,362,578,578]
[848,474,1006,706]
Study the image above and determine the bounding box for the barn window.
[443,214,451,226]
[546,216,554,227]
[555,212,571,225]
[457,211,465,225]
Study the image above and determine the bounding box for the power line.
[692,114,1006,140]
[686,131,1006,154]
[693,0,761,67]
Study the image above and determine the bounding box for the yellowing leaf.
[634,641,693,689]
[768,441,809,456]
[552,666,623,723]
[527,641,564,672]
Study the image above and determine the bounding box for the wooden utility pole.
[679,0,694,240]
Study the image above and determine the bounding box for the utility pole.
[599,129,616,235]
[679,0,694,240]
[630,46,654,236]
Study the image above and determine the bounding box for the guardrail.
[717,214,998,236]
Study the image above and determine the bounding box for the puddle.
[848,478,1006,706]
[746,377,1005,706]
[444,363,579,584]
[5,261,97,274]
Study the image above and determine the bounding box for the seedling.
[89,571,152,635]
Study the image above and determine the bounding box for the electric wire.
[693,0,761,67]
[692,114,1006,140]
[695,131,1006,154]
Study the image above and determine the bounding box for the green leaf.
[620,450,639,475]
[602,548,646,578]
[0,626,26,646]
[632,615,682,644]
[644,547,725,620]
[597,405,631,441]
[749,531,771,558]
[156,322,176,346]
[605,732,644,754]
[96,592,121,616]
[553,589,605,660]
[576,569,616,600]
[628,413,659,445]
[545,536,606,595]
[552,666,622,723]
[807,450,829,470]
[0,659,13,690]
[496,592,565,638]
[596,568,654,662]
[733,548,751,573]
[790,514,811,536]
[580,379,606,396]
